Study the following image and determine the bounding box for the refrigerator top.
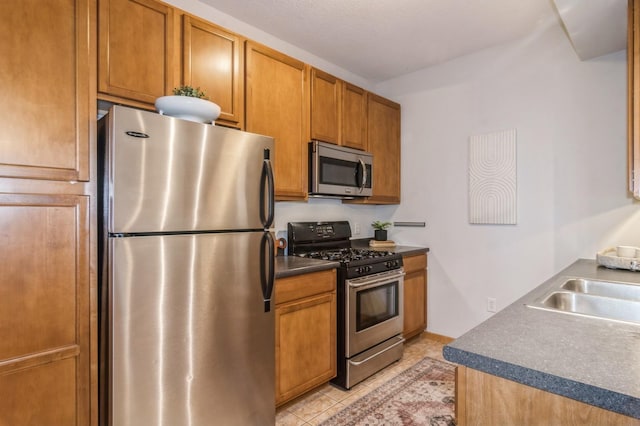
[101,106,275,234]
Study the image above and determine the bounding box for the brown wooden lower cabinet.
[455,366,639,425]
[275,269,337,406]
[0,194,91,425]
[402,253,427,339]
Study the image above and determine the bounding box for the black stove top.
[288,221,402,278]
[295,247,395,262]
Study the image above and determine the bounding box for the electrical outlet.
[354,223,361,235]
[487,297,497,313]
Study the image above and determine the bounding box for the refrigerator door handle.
[260,149,275,229]
[260,231,275,312]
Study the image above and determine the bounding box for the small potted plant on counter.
[371,221,392,241]
[155,85,221,124]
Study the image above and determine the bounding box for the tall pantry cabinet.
[0,1,97,425]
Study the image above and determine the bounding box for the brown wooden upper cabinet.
[98,0,176,107]
[0,0,92,182]
[310,68,340,144]
[245,41,310,201]
[628,0,640,198]
[182,15,244,128]
[349,93,401,204]
[310,68,367,150]
[341,82,368,150]
[368,93,401,204]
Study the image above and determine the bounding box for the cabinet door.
[402,254,427,339]
[275,292,336,406]
[182,15,243,128]
[457,367,640,426]
[366,93,401,204]
[0,0,92,182]
[0,194,90,426]
[628,0,640,198]
[99,0,175,106]
[246,41,309,200]
[342,83,367,150]
[310,68,340,144]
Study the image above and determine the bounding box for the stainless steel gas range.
[288,221,405,389]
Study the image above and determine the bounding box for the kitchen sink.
[526,277,640,325]
[561,278,640,301]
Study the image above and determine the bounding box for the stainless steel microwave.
[309,140,373,198]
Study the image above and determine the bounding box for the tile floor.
[275,334,448,425]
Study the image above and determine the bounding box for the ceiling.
[200,0,626,83]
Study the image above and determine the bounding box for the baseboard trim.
[423,331,455,344]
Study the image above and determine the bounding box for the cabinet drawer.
[403,253,427,273]
[275,269,336,305]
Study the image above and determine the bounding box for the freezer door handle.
[260,149,275,228]
[260,231,275,312]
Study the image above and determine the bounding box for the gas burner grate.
[296,247,396,263]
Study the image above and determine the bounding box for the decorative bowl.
[155,95,221,124]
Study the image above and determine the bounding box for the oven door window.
[355,281,399,331]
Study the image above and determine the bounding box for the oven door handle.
[348,337,406,366]
[347,271,405,290]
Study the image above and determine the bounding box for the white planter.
[155,96,221,124]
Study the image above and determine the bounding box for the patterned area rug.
[320,357,456,426]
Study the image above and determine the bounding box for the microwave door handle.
[358,158,367,193]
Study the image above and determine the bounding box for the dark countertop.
[275,242,429,279]
[350,239,429,257]
[275,256,340,279]
[443,259,640,419]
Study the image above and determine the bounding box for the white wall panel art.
[469,129,517,224]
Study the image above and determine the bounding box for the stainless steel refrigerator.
[98,105,275,425]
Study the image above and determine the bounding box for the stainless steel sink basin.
[533,291,640,325]
[526,277,640,325]
[561,278,640,302]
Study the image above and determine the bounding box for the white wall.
[376,15,640,338]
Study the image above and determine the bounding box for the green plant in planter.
[371,221,392,241]
[172,85,208,99]
[371,221,392,231]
